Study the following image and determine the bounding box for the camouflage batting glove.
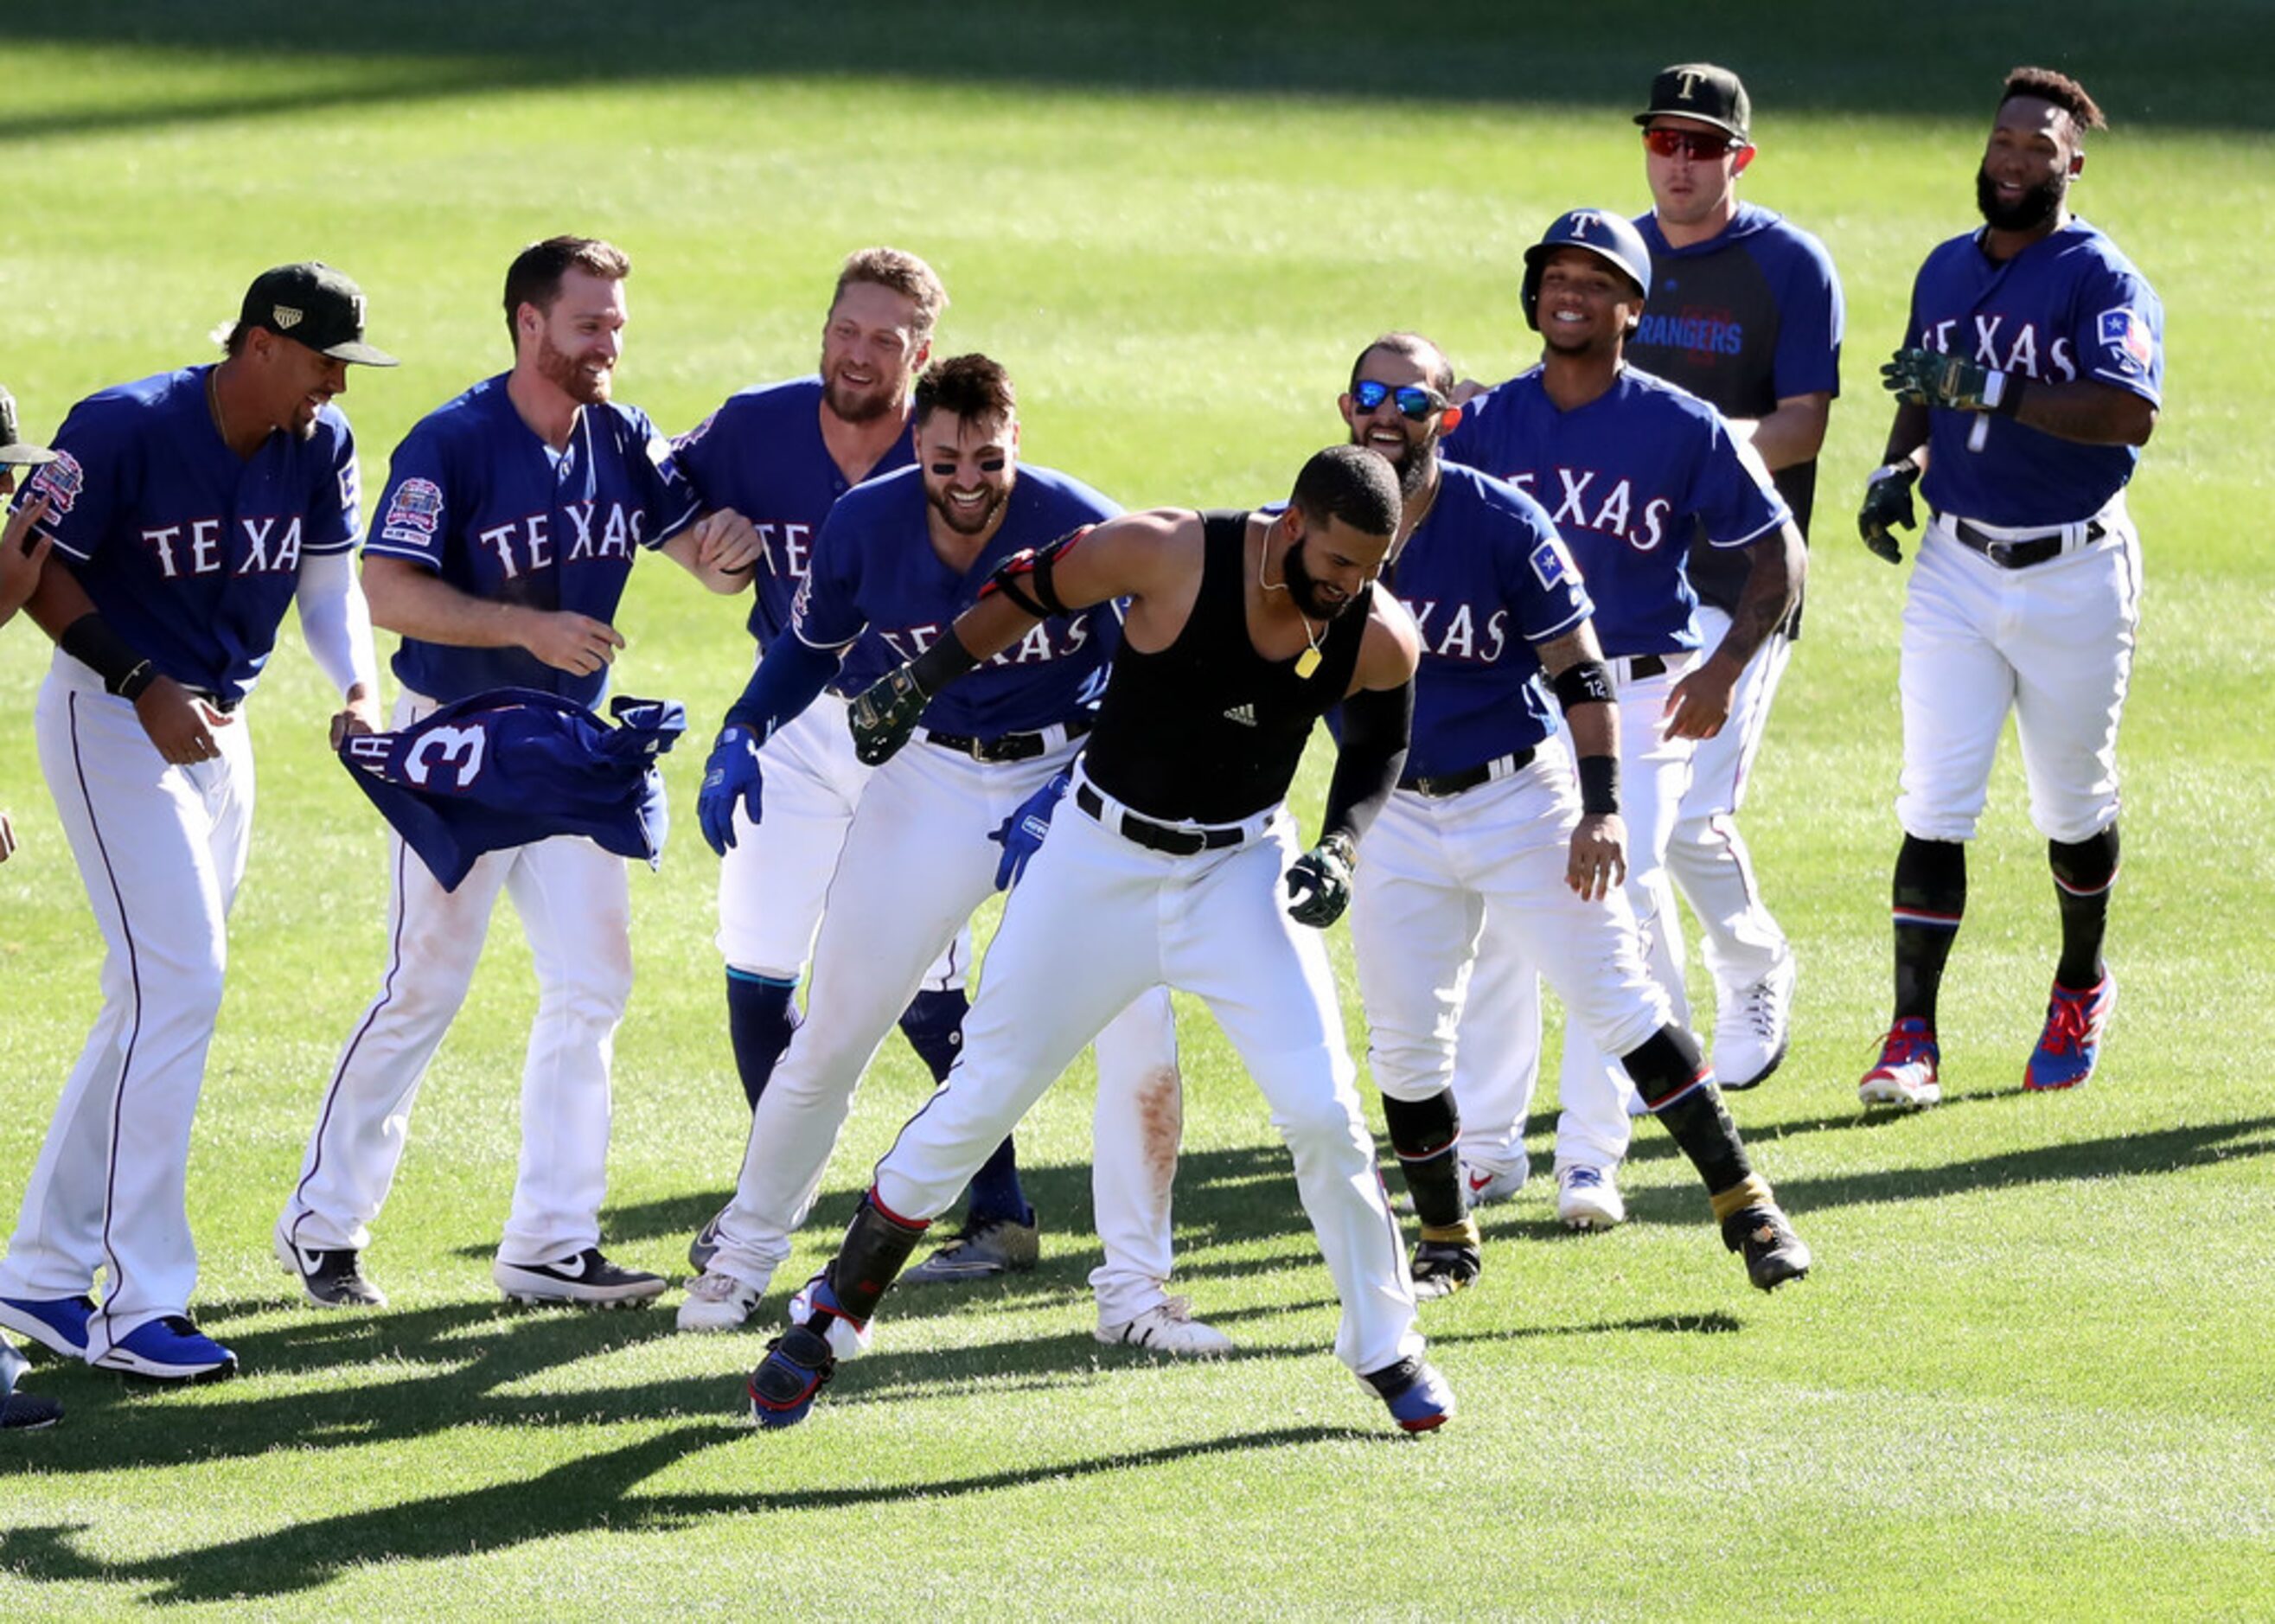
[848,663,928,766]
[1858,461,1921,565]
[1881,347,2021,414]
[1285,833,1357,929]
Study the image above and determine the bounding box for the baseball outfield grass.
[3,3,2272,1616]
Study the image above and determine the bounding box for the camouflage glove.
[1284,833,1357,929]
[1858,461,1921,565]
[1881,347,2016,413]
[847,663,928,766]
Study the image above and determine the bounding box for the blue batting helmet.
[1521,209,1653,333]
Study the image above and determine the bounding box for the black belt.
[1617,655,1668,681]
[185,687,242,714]
[1075,782,1249,857]
[1400,745,1537,799]
[922,714,1090,764]
[1952,517,2105,571]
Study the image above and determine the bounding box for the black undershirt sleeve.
[1320,679,1412,848]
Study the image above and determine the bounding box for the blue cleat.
[0,1295,95,1360]
[1362,1356,1454,1433]
[747,1324,836,1429]
[90,1315,237,1382]
[2025,974,2115,1091]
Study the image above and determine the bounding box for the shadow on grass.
[0,1416,1384,1602]
[6,0,2266,139]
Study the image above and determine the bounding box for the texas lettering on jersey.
[138,514,310,579]
[1505,467,1677,553]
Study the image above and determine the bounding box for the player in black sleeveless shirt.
[738,446,1454,1435]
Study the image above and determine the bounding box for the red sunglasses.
[1643,127,1742,160]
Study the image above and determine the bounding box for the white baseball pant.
[702,741,1185,1328]
[279,690,631,1264]
[1667,605,1793,993]
[715,684,967,991]
[871,777,1422,1378]
[1,654,255,1360]
[1898,511,2141,844]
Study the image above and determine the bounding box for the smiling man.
[1856,67,2161,1109]
[0,264,394,1381]
[276,236,759,1313]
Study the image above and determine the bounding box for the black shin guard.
[2049,825,2119,989]
[1623,1026,1754,1199]
[1893,834,1967,1025]
[815,1193,931,1327]
[1380,1091,1467,1229]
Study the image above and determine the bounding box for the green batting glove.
[1881,347,2024,414]
[1284,834,1357,929]
[1857,461,1920,565]
[847,662,929,766]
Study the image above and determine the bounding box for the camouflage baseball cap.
[1635,63,1752,143]
[238,262,399,367]
[0,385,56,466]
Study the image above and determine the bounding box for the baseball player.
[674,249,1036,1280]
[678,355,1211,1354]
[2,387,59,866]
[0,264,393,1380]
[276,237,758,1310]
[1442,210,1805,1231]
[1628,62,1844,1092]
[1339,332,1812,1300]
[742,444,1452,1432]
[1856,67,2160,1107]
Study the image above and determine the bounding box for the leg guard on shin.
[2049,824,2119,990]
[804,1191,932,1331]
[1623,1025,1754,1199]
[1893,835,1966,1026]
[1381,1090,1467,1230]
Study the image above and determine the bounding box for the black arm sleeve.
[1320,679,1413,847]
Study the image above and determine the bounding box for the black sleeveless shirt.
[1083,509,1371,824]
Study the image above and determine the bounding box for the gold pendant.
[1294,647,1321,679]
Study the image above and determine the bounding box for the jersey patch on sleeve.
[2097,306,2155,375]
[673,412,717,454]
[26,449,85,517]
[380,476,444,543]
[1528,535,1574,591]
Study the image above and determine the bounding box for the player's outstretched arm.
[363,554,625,678]
[1665,519,1804,741]
[1538,623,1626,901]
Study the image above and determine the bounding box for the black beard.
[1282,540,1354,620]
[1976,164,2065,233]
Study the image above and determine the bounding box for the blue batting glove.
[988,770,1070,891]
[698,725,764,856]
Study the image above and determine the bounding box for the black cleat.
[1409,1238,1481,1301]
[275,1232,387,1309]
[748,1324,836,1429]
[493,1248,667,1308]
[1722,1205,1812,1291]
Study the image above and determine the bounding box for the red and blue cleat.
[2025,973,2115,1090]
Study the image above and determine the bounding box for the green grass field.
[4,3,2273,1615]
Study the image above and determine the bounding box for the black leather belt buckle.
[1075,782,1242,856]
[188,688,241,713]
[1953,517,2102,570]
[924,729,1041,763]
[1400,745,1536,799]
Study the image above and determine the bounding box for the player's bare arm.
[22,541,230,765]
[1538,623,1628,900]
[2005,380,2157,447]
[363,553,624,678]
[1665,517,1803,740]
[659,508,762,591]
[1733,391,1833,472]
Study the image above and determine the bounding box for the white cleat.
[1714,953,1797,1090]
[1095,1296,1234,1357]
[1556,1164,1626,1231]
[1460,1158,1528,1207]
[674,1268,767,1333]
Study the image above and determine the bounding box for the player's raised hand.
[1858,460,1920,564]
[698,725,764,855]
[847,662,928,766]
[2,492,53,623]
[1284,834,1356,928]
[1566,812,1627,901]
[133,675,233,766]
[524,610,626,676]
[989,769,1070,890]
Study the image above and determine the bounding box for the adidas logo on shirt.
[1223,702,1257,726]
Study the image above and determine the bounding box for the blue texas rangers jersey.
[16,367,361,705]
[365,375,699,707]
[341,688,685,891]
[1443,367,1788,658]
[1904,219,2163,527]
[792,463,1120,739]
[671,375,913,688]
[1384,464,1592,777]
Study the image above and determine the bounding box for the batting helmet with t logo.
[1520,209,1653,333]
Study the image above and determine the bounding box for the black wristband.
[1991,371,2029,418]
[1577,754,1620,817]
[59,613,150,695]
[116,660,157,701]
[909,630,981,696]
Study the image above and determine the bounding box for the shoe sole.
[2,1394,64,1429]
[1095,1327,1236,1357]
[272,1232,387,1310]
[0,1305,88,1361]
[1559,1206,1626,1231]
[901,1263,1026,1284]
[674,1306,758,1333]
[1857,1079,1941,1109]
[1716,1035,1791,1091]
[498,1286,665,1308]
[90,1349,237,1382]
